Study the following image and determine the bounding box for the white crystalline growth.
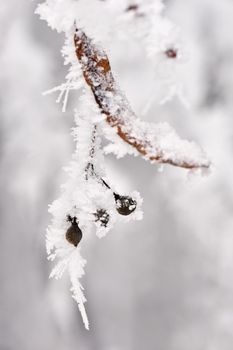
[100,85,210,168]
[46,89,143,329]
[43,32,84,112]
[36,0,209,331]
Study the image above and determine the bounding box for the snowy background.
[1,0,233,349]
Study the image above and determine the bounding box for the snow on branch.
[74,29,210,170]
[36,0,211,332]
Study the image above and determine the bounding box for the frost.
[43,33,84,112]
[44,86,143,328]
[36,0,210,330]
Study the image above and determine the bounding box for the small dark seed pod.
[65,216,82,247]
[165,48,177,59]
[114,194,137,216]
[126,4,138,12]
[94,209,110,227]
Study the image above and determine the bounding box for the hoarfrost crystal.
[36,0,210,330]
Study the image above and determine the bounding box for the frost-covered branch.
[36,0,210,332]
[74,29,210,170]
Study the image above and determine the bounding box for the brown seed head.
[65,217,82,247]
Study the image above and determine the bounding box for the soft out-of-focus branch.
[74,29,210,170]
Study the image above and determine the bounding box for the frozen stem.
[74,29,210,170]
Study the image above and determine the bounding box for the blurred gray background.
[1,0,233,349]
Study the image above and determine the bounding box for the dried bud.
[126,4,139,12]
[114,194,137,216]
[94,209,110,227]
[66,216,82,247]
[126,4,144,17]
[165,48,177,59]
